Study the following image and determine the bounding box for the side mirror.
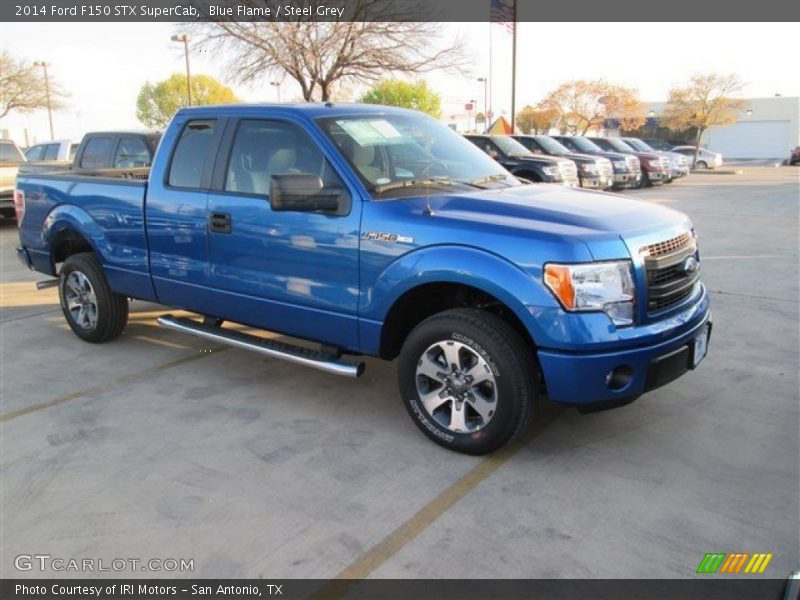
[488,150,498,159]
[269,173,340,212]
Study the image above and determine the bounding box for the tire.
[638,171,650,189]
[397,308,536,455]
[58,252,129,343]
[695,160,708,170]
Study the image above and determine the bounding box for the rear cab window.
[80,137,113,169]
[25,145,45,161]
[43,144,60,160]
[114,137,152,168]
[168,120,217,189]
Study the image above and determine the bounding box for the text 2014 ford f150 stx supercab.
[15,104,711,454]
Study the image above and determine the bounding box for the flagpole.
[510,1,517,134]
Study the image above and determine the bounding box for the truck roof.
[175,102,423,119]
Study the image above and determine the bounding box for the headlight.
[581,163,599,174]
[544,261,635,326]
[543,166,560,176]
[613,160,628,171]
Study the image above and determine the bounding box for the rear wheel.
[398,308,536,454]
[59,253,129,343]
[695,160,708,170]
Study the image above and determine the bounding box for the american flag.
[490,0,516,34]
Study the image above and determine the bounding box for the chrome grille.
[642,232,699,313]
[598,160,613,177]
[560,162,578,179]
[660,156,671,170]
[626,156,641,173]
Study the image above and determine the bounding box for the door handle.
[209,212,231,234]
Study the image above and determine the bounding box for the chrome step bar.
[36,279,59,290]
[157,314,365,378]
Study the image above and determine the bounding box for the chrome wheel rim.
[415,340,498,433]
[64,271,98,330]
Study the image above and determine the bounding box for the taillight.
[13,189,25,222]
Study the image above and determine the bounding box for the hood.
[515,154,561,167]
[380,184,692,263]
[562,152,605,165]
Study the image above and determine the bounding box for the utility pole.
[271,81,282,102]
[33,61,54,139]
[171,34,193,106]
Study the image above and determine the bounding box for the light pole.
[33,61,54,139]
[270,81,282,103]
[477,77,487,131]
[171,34,193,106]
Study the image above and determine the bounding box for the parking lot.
[1,167,798,580]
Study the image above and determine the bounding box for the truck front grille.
[560,162,578,179]
[642,232,699,313]
[626,156,641,173]
[598,161,613,177]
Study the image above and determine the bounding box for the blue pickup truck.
[14,104,711,454]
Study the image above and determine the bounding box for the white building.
[647,96,800,159]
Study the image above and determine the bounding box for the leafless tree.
[0,51,66,119]
[190,0,469,101]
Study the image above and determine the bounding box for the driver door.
[203,118,362,349]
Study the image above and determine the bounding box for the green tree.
[661,73,746,168]
[359,80,442,118]
[136,73,239,128]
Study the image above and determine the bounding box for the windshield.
[0,141,25,163]
[534,136,570,155]
[558,137,603,153]
[623,138,653,152]
[491,136,531,157]
[598,138,635,153]
[317,113,519,197]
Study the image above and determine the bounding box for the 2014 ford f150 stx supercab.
[15,104,711,454]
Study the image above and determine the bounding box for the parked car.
[15,104,711,455]
[589,136,670,187]
[18,131,162,178]
[790,146,800,165]
[671,146,724,170]
[1,139,26,218]
[551,135,642,189]
[19,139,78,175]
[512,134,614,190]
[465,134,579,186]
[24,139,77,162]
[622,137,689,180]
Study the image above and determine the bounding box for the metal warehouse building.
[647,96,800,160]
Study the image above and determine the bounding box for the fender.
[358,244,559,355]
[42,203,157,301]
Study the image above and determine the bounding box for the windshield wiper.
[467,173,509,187]
[374,177,459,194]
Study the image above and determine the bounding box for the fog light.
[605,365,633,391]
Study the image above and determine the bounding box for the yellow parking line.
[0,347,228,423]
[313,408,561,599]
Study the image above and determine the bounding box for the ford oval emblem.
[682,256,699,274]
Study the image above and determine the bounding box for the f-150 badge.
[363,232,414,244]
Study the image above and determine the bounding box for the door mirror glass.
[269,173,340,212]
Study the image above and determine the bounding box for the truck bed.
[16,171,156,301]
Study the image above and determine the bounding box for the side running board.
[157,314,365,378]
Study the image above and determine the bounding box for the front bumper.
[612,172,641,189]
[580,174,614,189]
[532,286,711,406]
[646,170,667,185]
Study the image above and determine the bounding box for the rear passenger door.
[146,118,223,307]
[204,118,361,349]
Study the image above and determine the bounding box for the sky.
[1,21,798,145]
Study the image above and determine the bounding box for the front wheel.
[59,253,129,343]
[398,309,536,454]
[695,160,708,170]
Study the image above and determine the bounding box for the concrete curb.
[690,169,744,175]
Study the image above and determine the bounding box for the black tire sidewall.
[398,310,533,454]
[58,254,121,343]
